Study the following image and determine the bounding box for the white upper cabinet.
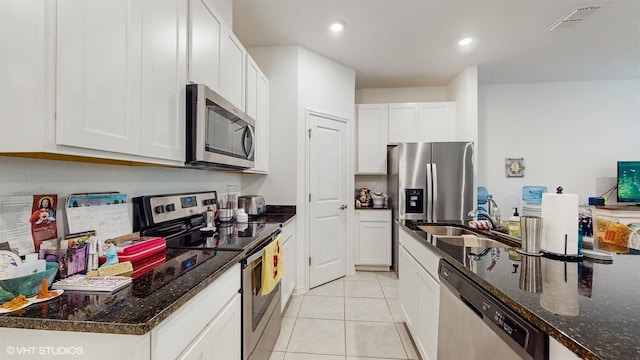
[56,0,142,155]
[56,0,186,162]
[417,102,455,142]
[139,0,187,161]
[220,26,246,110]
[356,104,388,174]
[244,54,269,173]
[188,0,221,92]
[388,103,419,143]
[387,101,456,144]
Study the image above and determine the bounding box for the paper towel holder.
[542,234,584,261]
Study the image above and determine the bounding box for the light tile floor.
[270,271,420,360]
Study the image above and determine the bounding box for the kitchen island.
[400,220,640,360]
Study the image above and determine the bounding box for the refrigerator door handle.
[426,163,433,222]
[432,163,438,222]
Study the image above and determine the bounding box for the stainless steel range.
[132,191,282,360]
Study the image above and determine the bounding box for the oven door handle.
[244,230,282,265]
[246,247,266,265]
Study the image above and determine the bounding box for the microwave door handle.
[243,125,256,159]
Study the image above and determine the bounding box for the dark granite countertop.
[356,205,391,210]
[0,206,297,336]
[0,248,244,335]
[400,221,640,360]
[261,205,296,226]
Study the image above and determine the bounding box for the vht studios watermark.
[6,346,84,356]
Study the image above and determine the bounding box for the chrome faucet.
[468,208,500,230]
[486,198,501,224]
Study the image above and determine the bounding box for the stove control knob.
[165,204,176,212]
[203,199,211,205]
[154,205,165,214]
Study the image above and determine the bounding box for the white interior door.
[308,111,347,288]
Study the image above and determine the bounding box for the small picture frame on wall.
[506,158,525,177]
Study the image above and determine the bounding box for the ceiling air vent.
[546,5,602,31]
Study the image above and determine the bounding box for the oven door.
[187,83,255,170]
[242,238,282,360]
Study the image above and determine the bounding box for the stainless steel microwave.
[186,83,255,170]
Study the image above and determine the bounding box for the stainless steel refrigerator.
[388,142,475,273]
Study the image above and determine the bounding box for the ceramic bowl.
[0,262,59,301]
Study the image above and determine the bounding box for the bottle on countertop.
[508,207,521,239]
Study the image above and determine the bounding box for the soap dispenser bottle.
[508,207,521,239]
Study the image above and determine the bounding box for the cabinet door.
[255,71,269,172]
[387,103,418,143]
[189,0,221,91]
[245,55,259,119]
[245,54,269,173]
[220,26,246,110]
[209,293,242,360]
[415,265,440,360]
[418,102,455,142]
[56,0,142,154]
[399,245,418,333]
[355,210,391,266]
[179,293,242,360]
[356,104,388,174]
[139,0,187,161]
[281,222,296,312]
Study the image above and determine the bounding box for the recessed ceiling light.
[329,21,345,33]
[458,37,473,46]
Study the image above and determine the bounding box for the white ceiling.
[232,0,640,88]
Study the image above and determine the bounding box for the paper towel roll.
[541,193,579,255]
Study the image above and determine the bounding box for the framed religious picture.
[506,158,525,177]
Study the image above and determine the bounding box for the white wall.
[447,66,478,143]
[356,86,447,104]
[478,79,640,212]
[242,45,356,292]
[242,46,299,205]
[0,155,241,236]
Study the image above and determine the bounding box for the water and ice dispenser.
[405,189,424,214]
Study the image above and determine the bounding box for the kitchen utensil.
[519,216,543,255]
[219,208,233,222]
[236,209,249,223]
[238,195,266,216]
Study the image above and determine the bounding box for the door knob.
[339,204,347,210]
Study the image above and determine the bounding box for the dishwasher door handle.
[460,295,483,319]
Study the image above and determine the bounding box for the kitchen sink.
[418,225,480,237]
[418,224,511,248]
[435,236,511,248]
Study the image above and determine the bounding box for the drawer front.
[356,209,391,222]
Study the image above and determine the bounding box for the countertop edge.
[398,222,600,360]
[0,252,245,336]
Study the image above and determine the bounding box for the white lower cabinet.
[179,293,241,360]
[0,264,241,360]
[152,263,241,360]
[415,263,440,360]
[355,210,391,269]
[398,227,440,360]
[281,218,297,312]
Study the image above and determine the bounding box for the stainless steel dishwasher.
[437,260,547,360]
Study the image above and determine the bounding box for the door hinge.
[308,128,312,138]
[309,193,311,202]
[309,257,311,266]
